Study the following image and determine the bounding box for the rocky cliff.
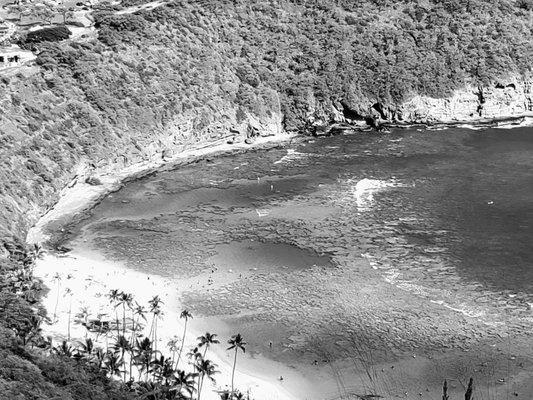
[396,80,533,123]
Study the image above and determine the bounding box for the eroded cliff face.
[298,78,533,130]
[395,79,533,123]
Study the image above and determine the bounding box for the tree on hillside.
[57,5,75,24]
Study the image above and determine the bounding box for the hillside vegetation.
[0,0,532,398]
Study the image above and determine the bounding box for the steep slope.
[2,0,532,239]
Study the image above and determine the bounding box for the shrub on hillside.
[517,0,533,10]
[0,293,41,343]
[35,354,133,400]
[19,26,71,49]
[95,13,148,46]
[36,43,79,70]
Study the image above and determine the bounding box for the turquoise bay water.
[76,126,533,364]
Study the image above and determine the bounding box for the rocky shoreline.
[25,111,533,250]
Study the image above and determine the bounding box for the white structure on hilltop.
[0,44,35,69]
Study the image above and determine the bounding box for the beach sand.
[35,245,300,400]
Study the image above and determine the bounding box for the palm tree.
[65,288,73,340]
[174,370,197,398]
[197,332,219,359]
[118,292,133,336]
[233,391,246,400]
[148,295,164,352]
[167,336,181,368]
[227,334,246,398]
[94,347,106,369]
[76,307,90,338]
[186,346,203,363]
[150,354,174,384]
[113,335,132,380]
[176,310,192,369]
[52,273,61,322]
[54,340,73,357]
[132,303,147,347]
[108,289,122,337]
[103,351,124,379]
[195,358,219,400]
[132,337,153,381]
[78,337,94,358]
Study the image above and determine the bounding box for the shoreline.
[384,112,533,130]
[35,242,301,400]
[27,132,299,245]
[25,112,533,247]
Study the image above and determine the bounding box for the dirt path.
[115,0,167,15]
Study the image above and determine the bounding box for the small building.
[0,23,8,36]
[0,53,20,63]
[0,44,35,69]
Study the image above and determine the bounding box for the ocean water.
[71,126,533,365]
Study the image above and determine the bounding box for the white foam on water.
[430,300,485,319]
[273,149,307,165]
[351,178,406,211]
[494,116,533,129]
[362,252,490,321]
[255,209,270,217]
[456,124,485,130]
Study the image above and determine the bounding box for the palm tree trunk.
[122,348,126,381]
[114,308,120,337]
[145,356,150,381]
[128,346,133,381]
[130,310,136,348]
[154,319,158,353]
[176,319,187,369]
[197,374,204,400]
[122,303,126,336]
[67,298,72,341]
[84,314,88,339]
[53,280,60,322]
[231,349,237,397]
[149,315,155,342]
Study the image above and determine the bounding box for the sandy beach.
[34,244,300,400]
